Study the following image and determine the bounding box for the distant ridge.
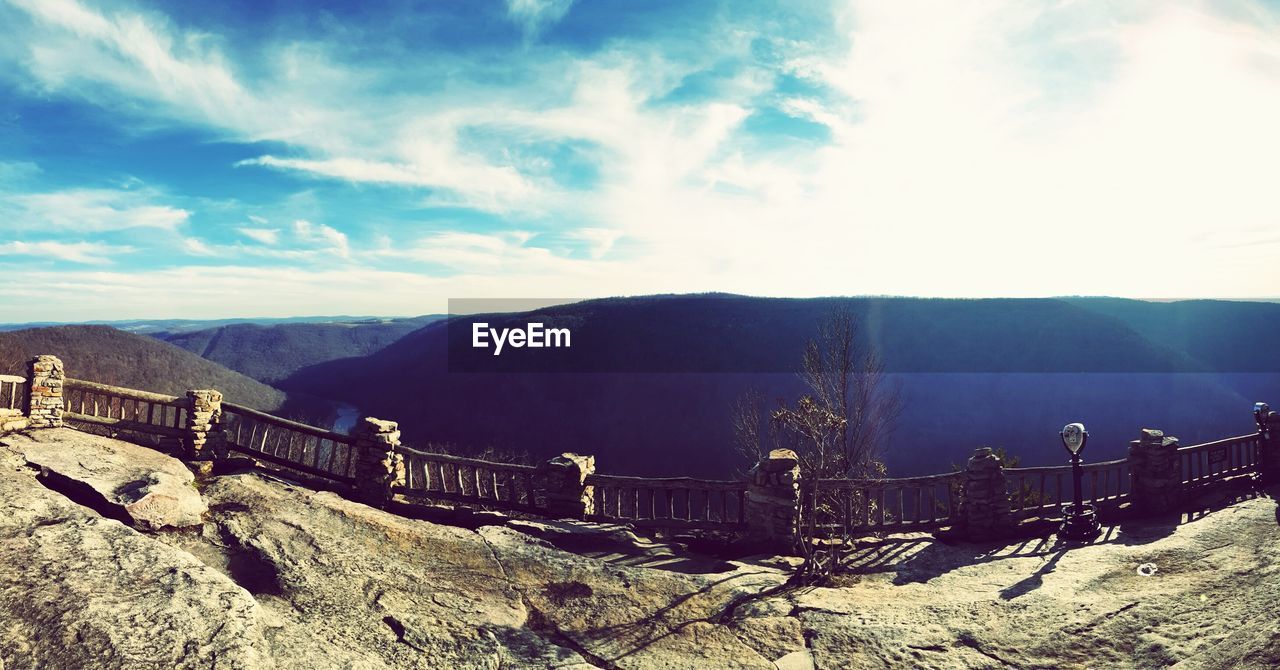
[281,295,1278,476]
[0,325,286,411]
[154,316,442,384]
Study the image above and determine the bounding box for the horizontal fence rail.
[585,474,748,530]
[1004,458,1132,519]
[0,375,25,412]
[221,401,357,485]
[805,472,963,537]
[398,446,543,514]
[63,378,187,438]
[1178,433,1259,488]
[16,368,1276,545]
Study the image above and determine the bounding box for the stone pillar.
[961,447,1014,540]
[183,389,224,459]
[535,453,595,518]
[1127,428,1181,514]
[745,448,801,552]
[25,355,64,429]
[1259,412,1280,483]
[352,417,406,507]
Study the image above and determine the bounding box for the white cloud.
[565,227,623,259]
[0,240,131,264]
[293,219,349,258]
[181,237,217,256]
[237,227,281,245]
[505,0,576,40]
[240,155,538,214]
[2,189,189,232]
[5,0,1280,313]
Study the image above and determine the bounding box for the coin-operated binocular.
[1059,422,1100,541]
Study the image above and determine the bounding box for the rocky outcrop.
[176,472,794,669]
[3,428,207,529]
[0,409,27,434]
[2,428,1279,669]
[0,444,267,669]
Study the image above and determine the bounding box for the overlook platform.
[1,426,1278,669]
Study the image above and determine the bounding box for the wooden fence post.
[535,453,595,518]
[960,447,1014,540]
[1127,428,1181,514]
[25,355,64,429]
[744,448,801,552]
[183,389,224,459]
[352,417,405,507]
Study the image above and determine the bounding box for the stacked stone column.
[352,418,406,507]
[744,448,801,551]
[535,453,596,518]
[183,389,225,459]
[1127,428,1181,514]
[25,355,65,429]
[960,447,1014,540]
[1259,412,1280,484]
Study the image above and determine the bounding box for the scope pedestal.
[1060,502,1099,541]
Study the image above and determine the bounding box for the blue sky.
[1,0,1278,320]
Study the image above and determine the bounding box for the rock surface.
[0,442,267,669]
[2,428,207,529]
[2,428,1279,669]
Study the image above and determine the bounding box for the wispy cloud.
[1,189,190,232]
[505,0,576,40]
[0,240,132,264]
[237,227,281,245]
[4,0,1280,317]
[292,219,349,258]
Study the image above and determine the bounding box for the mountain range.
[2,296,1276,478]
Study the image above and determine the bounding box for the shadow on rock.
[998,546,1066,600]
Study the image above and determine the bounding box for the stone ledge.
[1,427,207,530]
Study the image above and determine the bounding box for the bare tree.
[770,307,901,480]
[731,388,771,472]
[0,348,27,377]
[732,307,901,581]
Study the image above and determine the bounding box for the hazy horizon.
[2,293,1280,327]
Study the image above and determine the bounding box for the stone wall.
[184,389,224,459]
[1127,428,1181,514]
[959,447,1014,540]
[744,449,801,551]
[351,418,406,507]
[10,353,1274,549]
[535,453,596,518]
[1259,412,1280,483]
[25,355,64,429]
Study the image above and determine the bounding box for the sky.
[1,0,1279,320]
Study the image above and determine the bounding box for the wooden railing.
[221,401,357,485]
[25,374,1279,541]
[0,375,25,412]
[64,378,187,438]
[585,474,748,530]
[1178,433,1259,488]
[804,472,962,536]
[398,446,543,514]
[1004,458,1132,519]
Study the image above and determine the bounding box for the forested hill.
[155,316,441,384]
[433,295,1206,374]
[1066,298,1280,372]
[282,296,1280,477]
[0,325,286,411]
